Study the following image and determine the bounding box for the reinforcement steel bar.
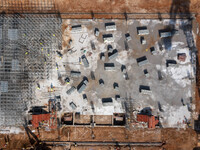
[0,14,61,126]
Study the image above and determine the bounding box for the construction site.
[0,0,200,150]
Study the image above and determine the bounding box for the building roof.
[31,113,50,128]
[137,114,159,129]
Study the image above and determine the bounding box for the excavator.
[23,120,51,150]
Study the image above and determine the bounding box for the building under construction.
[1,0,200,150]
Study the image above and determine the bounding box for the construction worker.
[56,51,63,59]
[50,83,53,92]
[56,63,59,70]
[65,77,70,84]
[44,57,47,64]
[47,49,50,57]
[79,57,82,64]
[25,51,28,55]
[37,83,40,90]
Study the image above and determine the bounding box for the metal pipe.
[42,141,164,147]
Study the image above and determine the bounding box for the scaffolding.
[0,14,61,126]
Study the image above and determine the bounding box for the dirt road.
[0,0,200,19]
[0,127,197,149]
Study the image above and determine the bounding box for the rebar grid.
[0,0,57,13]
[0,14,61,126]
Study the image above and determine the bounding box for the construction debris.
[99,79,104,86]
[105,22,116,31]
[77,77,88,93]
[136,56,148,66]
[108,49,118,60]
[139,85,152,95]
[102,98,113,106]
[94,28,99,36]
[70,71,81,77]
[104,63,115,70]
[81,55,89,67]
[66,86,76,95]
[113,82,119,90]
[140,36,147,45]
[166,60,177,67]
[125,33,131,41]
[100,53,105,61]
[144,69,149,77]
[69,102,77,110]
[159,30,172,38]
[71,25,82,33]
[137,26,149,35]
[150,47,156,55]
[107,45,113,53]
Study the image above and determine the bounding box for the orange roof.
[31,113,50,128]
[137,114,149,122]
[137,114,159,129]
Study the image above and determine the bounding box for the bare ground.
[0,127,197,149]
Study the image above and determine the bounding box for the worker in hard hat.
[50,83,53,92]
[47,49,50,57]
[37,83,40,90]
[56,51,63,59]
[65,77,70,84]
[79,57,82,64]
[56,63,59,70]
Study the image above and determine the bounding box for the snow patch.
[162,64,193,87]
[161,105,190,128]
[116,51,129,65]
